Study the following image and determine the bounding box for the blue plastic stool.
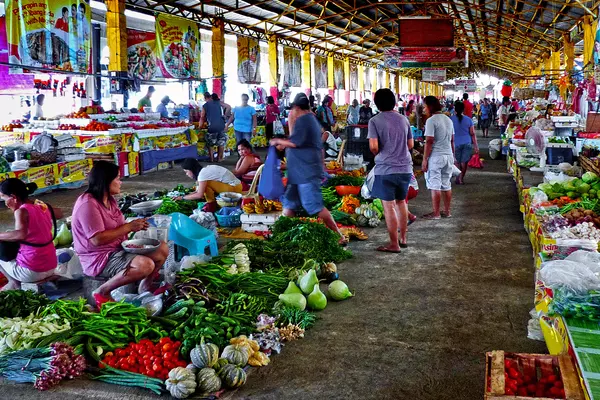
[169,212,219,261]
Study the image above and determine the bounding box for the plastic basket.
[215,207,242,227]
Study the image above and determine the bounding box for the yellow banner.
[237,36,261,84]
[155,13,200,79]
[28,164,58,189]
[57,159,91,183]
[127,29,158,80]
[314,55,328,89]
[6,0,92,73]
[333,59,344,90]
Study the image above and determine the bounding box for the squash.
[219,364,247,388]
[368,217,380,227]
[214,357,230,372]
[363,207,375,219]
[221,344,249,366]
[165,367,196,399]
[356,215,369,227]
[197,367,222,393]
[190,339,219,368]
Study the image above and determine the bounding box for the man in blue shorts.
[270,93,346,244]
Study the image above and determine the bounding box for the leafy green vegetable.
[276,305,317,329]
[583,172,599,184]
[324,176,365,187]
[0,290,50,318]
[156,198,200,216]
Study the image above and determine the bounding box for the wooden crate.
[485,351,585,400]
[579,155,600,177]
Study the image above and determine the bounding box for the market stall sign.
[155,13,200,79]
[6,0,92,74]
[127,29,159,81]
[384,47,468,69]
[422,68,446,82]
[398,19,454,47]
[455,79,477,92]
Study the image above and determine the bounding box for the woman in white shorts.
[421,96,455,220]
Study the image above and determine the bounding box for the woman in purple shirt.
[71,161,169,308]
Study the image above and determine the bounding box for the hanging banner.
[6,0,92,74]
[333,59,344,90]
[155,13,200,79]
[422,68,447,82]
[455,79,477,92]
[594,11,600,65]
[384,47,468,68]
[237,36,261,84]
[364,67,372,91]
[283,47,301,87]
[350,63,358,91]
[377,69,385,89]
[314,55,328,88]
[127,29,158,81]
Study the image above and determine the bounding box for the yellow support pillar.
[358,64,365,102]
[344,58,350,104]
[302,45,312,95]
[385,70,390,89]
[564,34,575,72]
[373,69,378,93]
[550,51,560,76]
[268,35,278,102]
[212,19,225,97]
[394,73,400,95]
[106,0,127,72]
[327,54,335,97]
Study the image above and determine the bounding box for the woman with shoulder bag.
[0,179,61,290]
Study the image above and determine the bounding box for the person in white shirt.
[156,96,171,119]
[33,94,45,119]
[178,158,243,213]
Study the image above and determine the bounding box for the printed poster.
[58,159,91,184]
[364,67,371,91]
[377,69,385,89]
[237,36,261,84]
[283,47,302,87]
[595,8,600,65]
[27,164,58,189]
[127,29,158,81]
[6,0,92,73]
[314,55,328,88]
[350,63,358,91]
[333,59,344,90]
[155,13,200,79]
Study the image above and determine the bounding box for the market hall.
[0,0,597,399]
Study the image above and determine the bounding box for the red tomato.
[506,379,518,394]
[539,377,548,385]
[173,341,181,349]
[523,374,533,384]
[162,343,173,352]
[547,375,558,383]
[516,377,523,387]
[554,380,564,389]
[505,387,515,395]
[115,349,124,357]
[152,363,162,372]
[126,355,136,365]
[159,337,171,345]
[557,388,565,398]
[527,383,537,394]
[507,368,520,379]
[517,387,528,396]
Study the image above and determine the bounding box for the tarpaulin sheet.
[0,17,34,95]
[140,145,198,171]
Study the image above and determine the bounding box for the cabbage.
[327,280,353,301]
[577,183,591,194]
[583,172,599,184]
[538,183,553,193]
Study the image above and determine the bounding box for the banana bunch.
[242,200,283,214]
[340,227,368,241]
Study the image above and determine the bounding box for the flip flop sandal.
[441,212,452,218]
[376,246,402,253]
[408,218,417,226]
[422,213,441,220]
[399,243,408,249]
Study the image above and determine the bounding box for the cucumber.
[164,306,189,320]
[164,299,194,315]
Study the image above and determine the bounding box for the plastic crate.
[345,126,369,141]
[546,146,573,165]
[215,207,242,227]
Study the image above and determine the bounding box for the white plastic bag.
[273,119,285,136]
[361,169,376,199]
[53,249,83,280]
[190,210,218,235]
[540,258,600,294]
[451,164,461,177]
[180,255,211,271]
[489,139,502,160]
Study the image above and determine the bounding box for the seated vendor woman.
[71,161,169,308]
[0,179,61,291]
[180,158,243,213]
[233,140,262,184]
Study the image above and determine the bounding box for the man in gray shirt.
[368,88,414,253]
[201,93,231,162]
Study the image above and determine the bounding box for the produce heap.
[0,217,354,398]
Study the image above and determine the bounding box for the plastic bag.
[488,139,502,160]
[549,288,600,320]
[451,164,461,177]
[565,249,600,265]
[467,154,484,169]
[527,308,544,341]
[180,255,211,271]
[273,119,285,136]
[190,210,217,235]
[258,146,285,200]
[361,169,376,199]
[531,190,549,205]
[53,249,83,280]
[540,259,600,294]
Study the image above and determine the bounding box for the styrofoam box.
[242,223,272,233]
[240,212,281,224]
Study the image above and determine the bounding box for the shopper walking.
[359,99,374,124]
[270,93,346,244]
[316,98,335,132]
[422,96,455,220]
[405,99,415,117]
[462,93,473,118]
[265,96,280,141]
[367,89,414,253]
[347,99,360,125]
[479,98,492,138]
[227,94,257,144]
[201,93,230,163]
[451,101,479,185]
[499,96,511,136]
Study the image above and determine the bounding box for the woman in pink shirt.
[265,96,280,141]
[71,161,168,307]
[0,179,60,290]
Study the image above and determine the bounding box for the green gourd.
[190,338,219,368]
[278,293,307,311]
[219,364,247,388]
[307,284,327,311]
[283,281,303,295]
[298,269,319,294]
[197,368,222,393]
[221,344,249,366]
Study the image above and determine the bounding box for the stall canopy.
[124,0,593,78]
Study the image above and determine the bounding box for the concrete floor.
[0,136,547,399]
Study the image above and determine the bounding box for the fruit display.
[57,124,79,130]
[65,110,90,119]
[1,122,23,132]
[242,199,283,214]
[80,121,113,131]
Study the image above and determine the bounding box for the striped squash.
[219,364,247,388]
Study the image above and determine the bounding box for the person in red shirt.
[462,93,473,118]
[54,7,69,33]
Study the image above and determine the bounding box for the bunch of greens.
[325,176,365,187]
[276,305,317,329]
[156,197,200,216]
[321,186,340,209]
[0,290,50,318]
[270,217,352,263]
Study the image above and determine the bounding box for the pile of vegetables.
[0,290,50,318]
[354,203,381,227]
[0,314,71,354]
[498,356,565,398]
[156,198,201,216]
[279,272,353,313]
[335,195,361,214]
[325,176,365,187]
[533,173,600,201]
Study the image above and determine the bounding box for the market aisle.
[228,146,546,400]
